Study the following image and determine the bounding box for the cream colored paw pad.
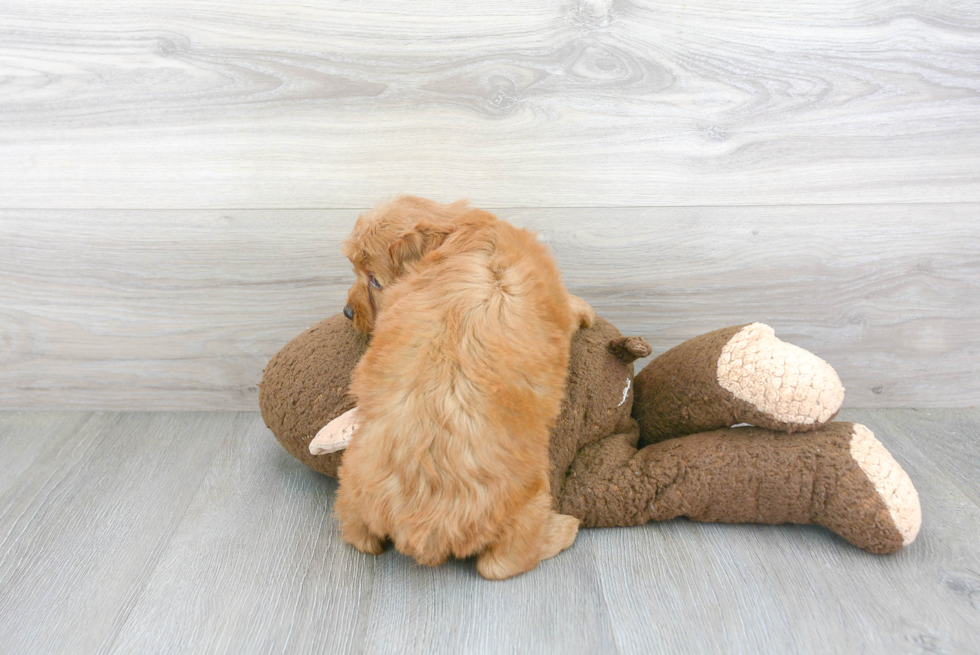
[849,424,921,545]
[716,323,844,425]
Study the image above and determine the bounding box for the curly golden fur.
[334,196,594,579]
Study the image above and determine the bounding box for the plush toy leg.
[633,323,845,442]
[557,422,920,554]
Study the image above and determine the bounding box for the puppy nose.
[343,305,354,320]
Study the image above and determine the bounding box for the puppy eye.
[368,274,382,290]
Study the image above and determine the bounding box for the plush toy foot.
[558,422,920,554]
[824,423,921,552]
[633,323,844,442]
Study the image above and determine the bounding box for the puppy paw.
[539,512,579,561]
[340,518,387,556]
[476,548,526,580]
[569,295,596,330]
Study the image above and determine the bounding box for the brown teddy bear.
[260,314,920,555]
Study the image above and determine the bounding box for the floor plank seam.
[588,538,624,655]
[95,414,233,655]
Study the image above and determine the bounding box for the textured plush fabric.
[716,323,843,426]
[260,314,643,490]
[259,314,918,554]
[547,317,646,499]
[259,314,368,477]
[633,324,840,443]
[557,422,907,554]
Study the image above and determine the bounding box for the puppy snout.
[343,305,354,320]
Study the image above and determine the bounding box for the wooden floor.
[1,408,978,654]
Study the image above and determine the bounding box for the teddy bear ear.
[608,336,652,364]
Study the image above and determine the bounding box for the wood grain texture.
[1,205,977,409]
[835,408,980,652]
[106,414,375,655]
[1,410,978,653]
[357,541,616,655]
[1,0,978,208]
[0,411,92,496]
[112,420,617,654]
[0,412,232,655]
[589,407,980,654]
[861,408,980,509]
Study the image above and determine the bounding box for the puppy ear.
[388,220,454,272]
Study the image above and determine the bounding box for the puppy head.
[341,196,467,333]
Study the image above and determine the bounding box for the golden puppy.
[334,195,594,579]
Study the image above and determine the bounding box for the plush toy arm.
[310,408,360,455]
[557,422,920,554]
[633,323,845,442]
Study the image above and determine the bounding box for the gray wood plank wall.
[1,1,978,409]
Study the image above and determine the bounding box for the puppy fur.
[335,196,594,579]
